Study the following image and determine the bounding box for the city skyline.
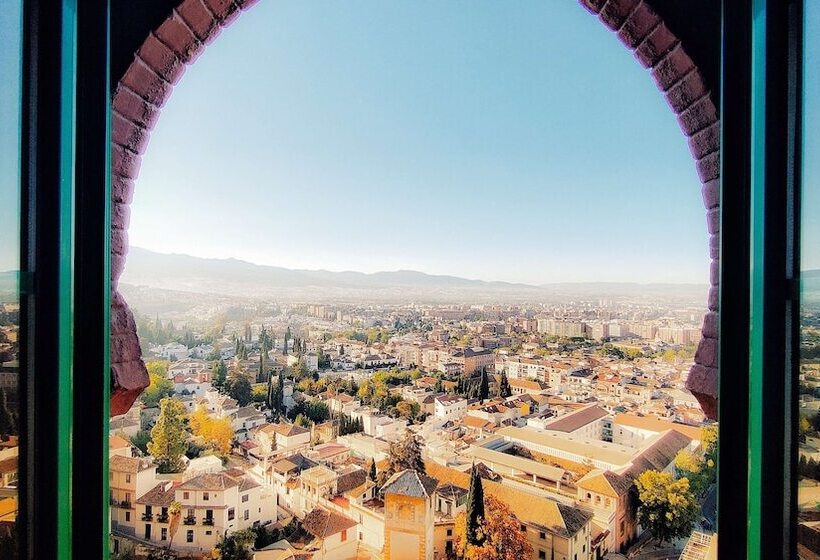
[129,1,710,285]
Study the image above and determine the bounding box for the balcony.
[156,514,169,523]
[141,513,153,521]
[183,516,196,525]
[110,499,132,509]
[203,517,214,526]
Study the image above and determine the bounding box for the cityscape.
[104,250,719,560]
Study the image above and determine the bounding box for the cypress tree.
[466,463,485,546]
[213,359,228,390]
[266,371,275,412]
[369,458,377,482]
[478,368,489,401]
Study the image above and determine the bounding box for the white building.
[434,395,468,422]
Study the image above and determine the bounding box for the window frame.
[13,1,813,558]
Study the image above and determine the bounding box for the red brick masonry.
[110,0,719,419]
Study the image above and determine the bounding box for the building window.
[125,474,131,483]
[161,528,167,541]
[540,532,546,540]
[186,530,194,543]
[244,509,249,521]
[228,508,235,521]
[125,511,130,522]
[341,529,347,542]
[203,492,209,501]
[242,494,249,503]
[521,524,527,532]
[183,492,190,500]
[447,529,452,537]
[539,551,545,560]
[206,530,212,535]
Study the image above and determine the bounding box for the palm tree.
[167,501,182,550]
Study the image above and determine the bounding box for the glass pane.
[799,2,820,557]
[0,0,22,557]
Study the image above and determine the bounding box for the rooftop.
[381,469,439,498]
[302,507,358,538]
[542,405,609,433]
[494,426,637,469]
[110,455,154,474]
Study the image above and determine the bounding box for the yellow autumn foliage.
[189,404,234,457]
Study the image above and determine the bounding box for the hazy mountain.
[122,247,530,290]
[0,271,18,301]
[118,247,716,304]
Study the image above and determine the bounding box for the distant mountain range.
[0,271,18,300]
[119,247,710,304]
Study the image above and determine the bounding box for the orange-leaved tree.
[453,495,532,560]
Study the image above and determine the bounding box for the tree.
[213,359,228,390]
[453,495,532,560]
[369,458,377,482]
[303,401,330,424]
[801,414,813,442]
[673,449,709,496]
[498,372,511,398]
[283,326,291,355]
[478,369,489,401]
[256,352,266,383]
[378,430,425,485]
[225,375,253,406]
[251,524,280,550]
[146,359,169,378]
[213,528,254,560]
[130,430,151,455]
[267,370,285,420]
[202,416,234,456]
[189,405,234,457]
[142,372,174,408]
[634,470,699,544]
[466,463,485,546]
[0,389,15,440]
[148,398,188,473]
[701,424,718,456]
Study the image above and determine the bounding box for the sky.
[804,2,820,273]
[0,2,21,274]
[130,1,714,285]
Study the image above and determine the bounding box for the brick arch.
[110,0,720,418]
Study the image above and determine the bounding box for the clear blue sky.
[804,2,820,273]
[0,2,21,274]
[130,1,713,285]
